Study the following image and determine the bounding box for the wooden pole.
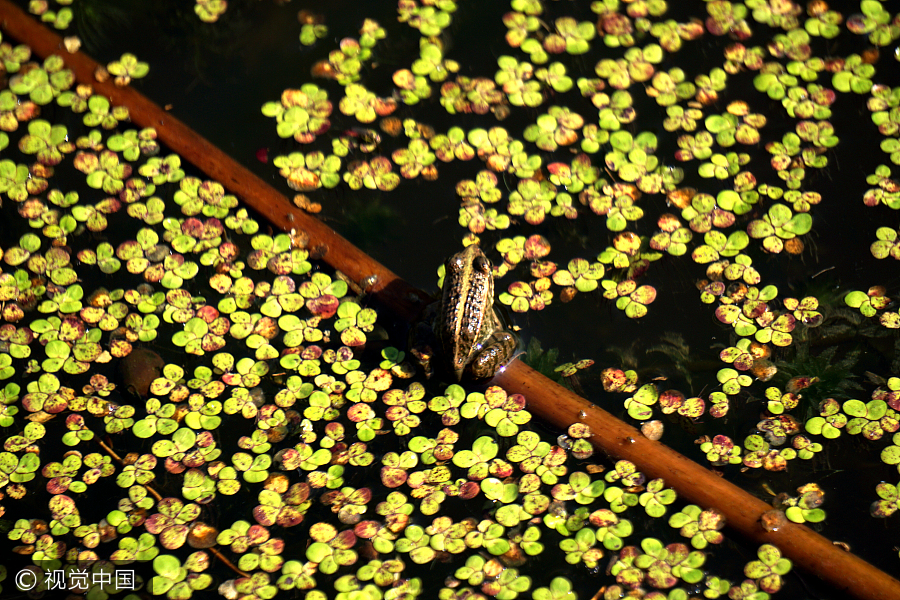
[2,2,898,598]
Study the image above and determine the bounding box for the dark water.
[3,0,900,598]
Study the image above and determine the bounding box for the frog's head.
[446,244,492,279]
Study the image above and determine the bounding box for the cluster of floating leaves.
[5,0,900,596]
[0,32,804,600]
[194,0,228,24]
[0,167,788,600]
[0,33,789,600]
[256,0,870,321]
[26,0,72,30]
[262,0,900,584]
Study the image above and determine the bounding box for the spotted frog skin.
[435,244,517,380]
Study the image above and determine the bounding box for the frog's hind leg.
[468,331,518,379]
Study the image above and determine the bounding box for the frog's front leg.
[409,305,439,379]
[468,330,518,379]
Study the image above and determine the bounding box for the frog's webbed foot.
[409,320,436,379]
[468,331,518,379]
[410,344,434,379]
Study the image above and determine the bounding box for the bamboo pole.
[1,2,898,599]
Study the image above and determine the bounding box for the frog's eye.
[447,256,466,273]
[474,256,491,272]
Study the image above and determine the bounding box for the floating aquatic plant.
[398,0,455,37]
[262,85,332,144]
[744,544,792,593]
[524,106,582,152]
[844,287,891,318]
[194,0,227,23]
[299,26,327,49]
[746,203,812,254]
[831,53,875,94]
[411,41,458,83]
[4,1,900,598]
[780,483,826,524]
[495,55,543,108]
[28,0,73,30]
[392,138,436,179]
[107,53,149,87]
[700,435,742,467]
[9,55,74,105]
[436,76,501,114]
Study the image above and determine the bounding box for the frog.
[413,244,518,381]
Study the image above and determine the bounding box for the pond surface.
[2,0,900,599]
